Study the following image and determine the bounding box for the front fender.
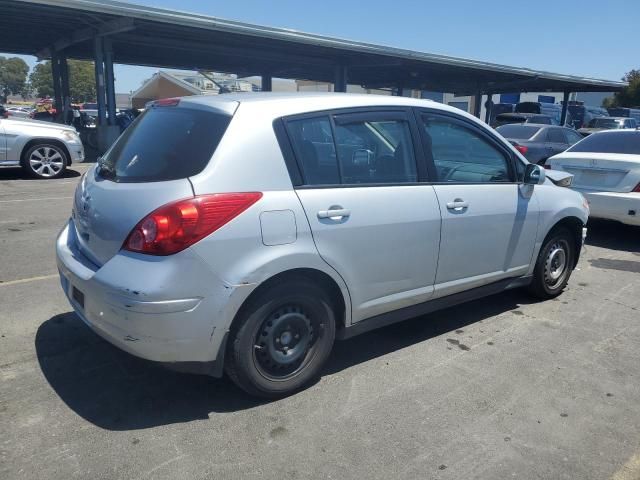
[528,185,588,275]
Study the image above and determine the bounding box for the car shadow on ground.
[585,219,640,254]
[0,167,81,180]
[36,289,532,431]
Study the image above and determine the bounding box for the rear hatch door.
[73,99,235,266]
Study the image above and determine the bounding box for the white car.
[547,130,640,226]
[0,116,84,178]
[6,106,32,119]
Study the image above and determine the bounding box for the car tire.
[225,277,336,398]
[527,227,575,299]
[21,143,68,179]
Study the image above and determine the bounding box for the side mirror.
[524,163,546,185]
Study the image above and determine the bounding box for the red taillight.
[632,182,640,193]
[153,97,180,107]
[514,145,528,155]
[123,193,262,255]
[544,164,552,170]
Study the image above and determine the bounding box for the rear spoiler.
[545,169,573,187]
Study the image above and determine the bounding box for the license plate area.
[72,286,85,309]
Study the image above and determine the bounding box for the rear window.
[99,105,231,182]
[515,102,541,114]
[588,118,622,129]
[496,125,541,139]
[568,132,640,154]
[528,115,553,124]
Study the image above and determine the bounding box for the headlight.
[60,130,80,142]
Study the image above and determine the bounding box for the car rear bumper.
[578,190,640,226]
[55,220,254,376]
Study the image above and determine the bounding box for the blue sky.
[4,0,639,93]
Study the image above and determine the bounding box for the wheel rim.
[544,239,569,288]
[252,304,321,380]
[29,146,64,177]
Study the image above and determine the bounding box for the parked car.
[489,102,515,125]
[0,105,8,119]
[578,117,637,136]
[0,116,84,178]
[568,104,609,129]
[56,93,588,397]
[607,107,640,124]
[547,130,640,226]
[515,101,574,126]
[6,106,32,118]
[493,112,556,127]
[496,124,584,165]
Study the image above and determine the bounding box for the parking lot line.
[0,196,72,203]
[0,274,58,286]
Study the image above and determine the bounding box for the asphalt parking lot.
[1,164,639,480]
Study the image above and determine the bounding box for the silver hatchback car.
[56,93,588,397]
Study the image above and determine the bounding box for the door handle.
[317,208,351,219]
[446,199,469,211]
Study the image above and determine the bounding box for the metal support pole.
[473,92,482,118]
[334,65,347,93]
[50,53,63,122]
[104,38,117,126]
[59,56,70,124]
[94,36,106,127]
[484,93,494,124]
[560,90,570,126]
[261,74,272,92]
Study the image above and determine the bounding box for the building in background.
[130,70,262,108]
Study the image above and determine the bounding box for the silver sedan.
[0,117,84,179]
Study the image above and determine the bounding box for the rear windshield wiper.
[97,157,116,180]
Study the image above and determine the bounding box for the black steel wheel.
[226,276,336,398]
[527,227,575,299]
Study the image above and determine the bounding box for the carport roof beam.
[37,17,136,59]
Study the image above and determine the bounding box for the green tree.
[29,60,96,103]
[0,56,29,103]
[603,70,640,108]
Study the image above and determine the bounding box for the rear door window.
[565,129,584,145]
[286,116,340,185]
[333,115,417,184]
[546,128,566,143]
[285,112,418,186]
[99,104,231,182]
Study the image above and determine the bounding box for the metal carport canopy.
[0,0,626,95]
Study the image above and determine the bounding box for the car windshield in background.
[588,118,622,129]
[568,131,640,154]
[99,105,231,182]
[496,125,541,139]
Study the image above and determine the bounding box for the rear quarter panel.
[188,103,353,327]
